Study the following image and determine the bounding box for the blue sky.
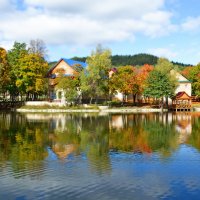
[0,0,200,65]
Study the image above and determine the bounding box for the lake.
[0,112,200,200]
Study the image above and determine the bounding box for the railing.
[171,103,191,111]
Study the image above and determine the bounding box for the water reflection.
[0,112,200,172]
[1,112,200,199]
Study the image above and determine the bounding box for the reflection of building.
[174,114,192,143]
[25,113,72,132]
[51,144,76,160]
[110,115,124,129]
[160,113,192,144]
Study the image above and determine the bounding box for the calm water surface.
[0,112,200,200]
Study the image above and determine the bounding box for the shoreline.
[15,106,200,113]
[16,107,171,113]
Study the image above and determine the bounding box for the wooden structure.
[171,92,192,111]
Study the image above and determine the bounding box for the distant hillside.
[49,54,192,68]
[70,54,158,66]
[71,56,87,63]
[48,61,57,68]
[171,61,192,68]
[111,54,158,66]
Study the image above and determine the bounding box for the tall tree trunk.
[161,97,164,112]
[90,97,93,104]
[166,96,169,108]
[132,93,136,105]
[95,96,98,104]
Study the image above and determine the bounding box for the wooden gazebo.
[171,92,192,111]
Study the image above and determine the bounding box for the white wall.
[175,83,191,96]
[171,69,192,96]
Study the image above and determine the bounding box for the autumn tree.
[80,45,112,103]
[109,66,137,103]
[109,64,153,104]
[132,64,154,103]
[0,47,10,98]
[181,66,193,79]
[7,41,49,100]
[16,53,49,99]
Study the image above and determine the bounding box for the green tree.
[80,45,112,103]
[144,70,177,105]
[7,42,28,99]
[56,76,79,104]
[156,57,174,73]
[188,63,200,97]
[56,64,83,104]
[144,58,177,107]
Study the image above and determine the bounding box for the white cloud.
[24,0,165,18]
[147,48,178,59]
[0,0,176,49]
[182,16,200,31]
[0,0,16,14]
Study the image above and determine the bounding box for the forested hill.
[49,53,192,67]
[71,54,158,66]
[111,54,158,66]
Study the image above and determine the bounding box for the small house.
[171,91,192,111]
[46,58,87,102]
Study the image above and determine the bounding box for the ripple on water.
[1,145,200,199]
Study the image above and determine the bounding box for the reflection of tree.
[109,114,152,153]
[0,113,26,163]
[109,113,180,157]
[1,111,199,177]
[187,116,200,151]
[9,128,48,176]
[109,127,146,152]
[0,113,48,175]
[80,116,111,174]
[48,114,112,174]
[144,120,179,157]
